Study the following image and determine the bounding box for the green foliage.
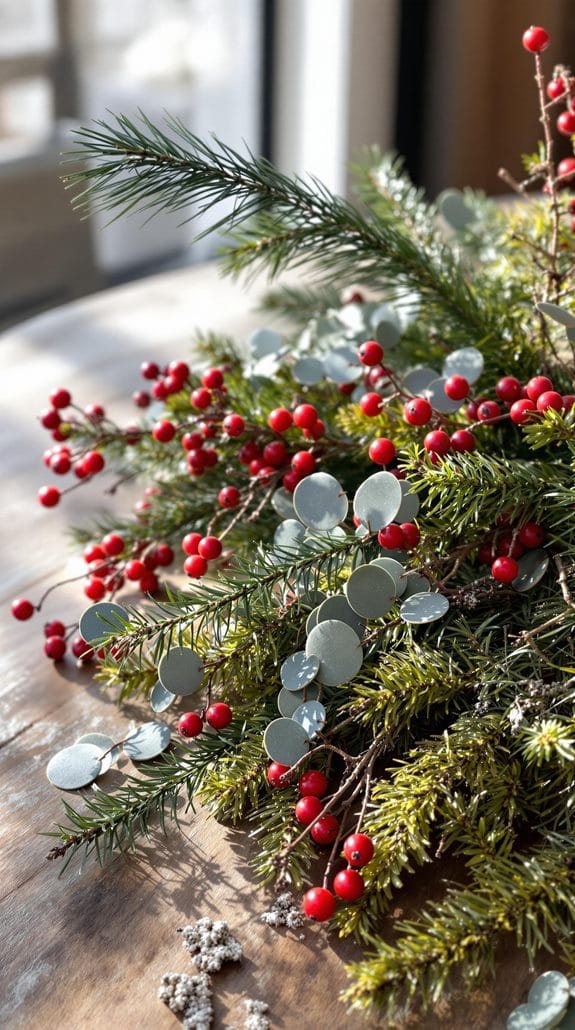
[41,109,575,1023]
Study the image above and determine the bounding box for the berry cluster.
[266,761,375,921]
[177,702,233,737]
[478,518,546,585]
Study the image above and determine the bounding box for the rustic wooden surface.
[0,263,563,1029]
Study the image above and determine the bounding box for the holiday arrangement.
[11,24,575,1024]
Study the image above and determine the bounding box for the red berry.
[282,469,303,492]
[125,559,145,581]
[151,380,168,401]
[84,543,105,563]
[71,636,93,660]
[218,485,241,508]
[358,340,384,366]
[377,524,405,550]
[83,451,105,475]
[182,532,202,556]
[310,814,340,845]
[477,400,501,422]
[200,421,218,440]
[444,375,469,401]
[11,598,35,621]
[522,25,550,53]
[267,762,292,788]
[202,447,219,469]
[182,431,203,451]
[547,78,566,100]
[139,570,159,593]
[298,769,328,797]
[191,387,212,410]
[558,110,575,136]
[526,376,554,401]
[49,452,71,475]
[303,887,336,922]
[333,868,365,902]
[339,382,356,396]
[495,376,522,403]
[368,437,396,465]
[450,428,476,452]
[263,440,289,466]
[518,522,546,548]
[291,450,316,475]
[510,398,537,424]
[178,712,204,738]
[198,536,222,560]
[222,412,245,437]
[359,392,384,417]
[84,403,105,422]
[49,387,71,409]
[205,702,233,729]
[558,158,575,182]
[133,390,150,408]
[536,390,564,412]
[38,485,60,507]
[491,556,519,583]
[152,419,176,443]
[294,795,324,826]
[495,531,524,560]
[304,418,325,441]
[187,449,206,474]
[293,404,318,430]
[399,522,420,549]
[343,833,374,867]
[168,360,190,382]
[423,429,451,455]
[154,544,174,567]
[141,360,160,379]
[44,619,66,637]
[102,533,125,557]
[84,577,106,601]
[238,441,261,465]
[44,635,66,660]
[202,368,224,389]
[184,554,208,578]
[268,408,293,433]
[40,408,61,430]
[563,394,575,410]
[403,397,432,426]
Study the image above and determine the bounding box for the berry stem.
[534,52,560,301]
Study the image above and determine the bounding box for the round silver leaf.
[401,571,432,598]
[293,356,324,385]
[424,376,465,414]
[536,301,575,328]
[317,594,366,638]
[378,547,408,562]
[400,591,449,624]
[158,646,204,697]
[150,680,176,713]
[512,549,549,593]
[263,718,310,765]
[47,743,103,790]
[305,606,321,634]
[306,619,363,686]
[437,188,475,229]
[323,345,363,384]
[298,590,327,609]
[292,701,326,739]
[345,564,396,618]
[442,347,484,384]
[371,557,408,596]
[271,487,296,520]
[75,732,120,773]
[402,366,438,395]
[248,327,283,358]
[355,523,370,539]
[274,518,306,555]
[375,320,401,349]
[123,721,171,761]
[353,471,403,531]
[252,353,281,378]
[369,303,400,330]
[79,601,129,644]
[304,526,347,549]
[395,479,420,522]
[277,683,319,717]
[337,303,365,333]
[281,651,320,692]
[293,472,348,530]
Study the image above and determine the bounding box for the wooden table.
[0,263,558,1029]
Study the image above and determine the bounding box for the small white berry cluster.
[158,971,213,1030]
[260,891,305,930]
[178,917,243,972]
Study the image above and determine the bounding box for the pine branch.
[343,834,575,1019]
[67,114,511,344]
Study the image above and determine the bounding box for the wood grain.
[0,264,562,1029]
